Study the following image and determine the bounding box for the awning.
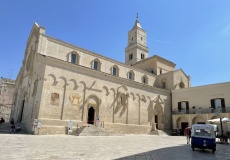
[207,117,230,123]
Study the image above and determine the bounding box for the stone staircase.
[74,125,123,136]
[0,122,26,134]
[149,130,169,136]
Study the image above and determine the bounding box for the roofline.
[133,55,176,67]
[172,81,230,93]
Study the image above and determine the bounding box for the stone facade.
[11,18,190,135]
[0,78,15,122]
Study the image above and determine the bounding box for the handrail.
[172,107,230,115]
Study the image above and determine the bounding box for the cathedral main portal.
[87,107,95,124]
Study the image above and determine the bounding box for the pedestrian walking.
[184,125,191,144]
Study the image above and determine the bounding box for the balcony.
[172,107,230,115]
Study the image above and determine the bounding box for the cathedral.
[11,17,191,134]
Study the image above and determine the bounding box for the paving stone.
[0,134,229,160]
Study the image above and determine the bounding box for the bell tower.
[125,14,149,65]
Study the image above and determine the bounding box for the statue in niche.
[50,93,59,106]
[69,93,81,106]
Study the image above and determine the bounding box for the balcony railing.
[172,107,230,115]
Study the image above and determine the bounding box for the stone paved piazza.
[0,134,229,160]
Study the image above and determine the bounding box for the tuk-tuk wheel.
[212,149,215,153]
[192,147,194,151]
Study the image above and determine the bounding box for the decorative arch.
[46,74,58,86]
[102,86,110,96]
[176,116,189,129]
[86,94,101,124]
[69,79,78,90]
[192,116,206,124]
[130,92,135,100]
[110,88,116,96]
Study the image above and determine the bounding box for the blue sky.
[0,0,230,86]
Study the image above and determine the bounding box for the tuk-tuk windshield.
[194,128,211,137]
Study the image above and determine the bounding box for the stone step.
[39,118,84,127]
[75,125,122,136]
[149,130,169,136]
[0,122,26,134]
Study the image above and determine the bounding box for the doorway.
[155,115,158,129]
[181,122,188,135]
[87,107,95,124]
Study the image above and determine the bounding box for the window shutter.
[210,99,214,108]
[221,98,225,112]
[178,102,181,110]
[186,101,189,114]
[186,102,189,110]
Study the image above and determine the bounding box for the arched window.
[70,52,79,65]
[128,71,135,80]
[129,54,133,60]
[111,65,119,76]
[161,79,166,88]
[92,59,101,71]
[141,53,145,59]
[142,75,148,84]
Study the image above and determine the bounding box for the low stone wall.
[104,123,152,134]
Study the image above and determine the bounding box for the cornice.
[36,54,170,95]
[125,43,149,52]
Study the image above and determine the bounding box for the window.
[129,54,133,60]
[142,76,148,84]
[211,98,225,112]
[128,71,134,80]
[112,66,118,76]
[93,61,99,70]
[141,37,143,41]
[141,53,145,59]
[142,77,146,84]
[70,52,79,64]
[160,68,162,75]
[161,79,166,88]
[178,101,189,113]
[71,53,76,64]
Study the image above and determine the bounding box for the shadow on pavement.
[115,143,230,160]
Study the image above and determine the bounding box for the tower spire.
[136,13,138,22]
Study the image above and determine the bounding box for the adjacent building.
[172,82,230,134]
[0,78,15,122]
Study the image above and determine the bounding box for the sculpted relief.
[69,93,81,106]
[50,93,60,106]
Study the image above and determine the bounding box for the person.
[16,125,21,132]
[0,117,5,124]
[10,124,16,133]
[10,118,14,125]
[184,125,191,144]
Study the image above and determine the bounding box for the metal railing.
[172,107,230,115]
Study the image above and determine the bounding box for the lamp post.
[220,117,224,141]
